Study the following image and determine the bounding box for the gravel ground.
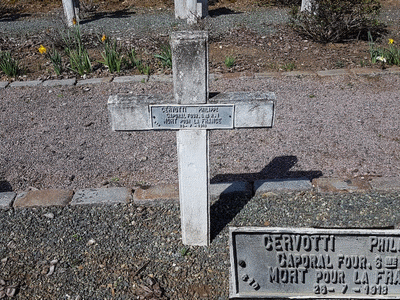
[1,75,399,192]
[1,190,400,299]
[0,7,289,39]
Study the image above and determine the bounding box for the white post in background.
[175,0,208,23]
[62,0,80,26]
[301,0,313,11]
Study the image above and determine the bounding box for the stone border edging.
[1,177,399,209]
[1,66,400,88]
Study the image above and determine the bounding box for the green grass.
[224,56,235,68]
[0,51,21,77]
[62,25,92,76]
[100,37,122,73]
[154,44,172,68]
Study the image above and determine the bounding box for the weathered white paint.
[177,130,209,245]
[62,0,79,26]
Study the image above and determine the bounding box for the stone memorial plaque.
[230,227,400,299]
[151,104,234,129]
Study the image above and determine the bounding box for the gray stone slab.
[254,72,280,78]
[148,75,173,83]
[14,189,73,207]
[70,187,131,205]
[113,75,148,83]
[350,68,383,76]
[312,177,371,193]
[0,81,9,89]
[172,31,208,104]
[0,192,16,208]
[230,227,400,298]
[284,70,316,77]
[133,184,179,204]
[177,130,209,246]
[210,181,252,199]
[370,177,400,191]
[254,178,312,195]
[42,78,76,87]
[76,77,113,85]
[317,69,350,77]
[9,80,42,87]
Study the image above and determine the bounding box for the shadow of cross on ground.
[210,155,323,241]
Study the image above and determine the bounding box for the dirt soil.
[1,0,400,81]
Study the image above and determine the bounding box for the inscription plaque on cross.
[108,31,275,246]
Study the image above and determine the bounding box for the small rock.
[1,258,7,264]
[46,265,55,276]
[87,239,96,246]
[43,213,54,219]
[41,266,49,275]
[7,241,16,249]
[139,156,148,162]
[262,192,277,197]
[6,287,15,297]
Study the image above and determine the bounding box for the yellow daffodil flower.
[102,34,107,42]
[389,38,394,44]
[38,45,47,54]
[72,18,77,25]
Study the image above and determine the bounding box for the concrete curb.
[42,78,76,87]
[1,177,399,209]
[1,67,399,89]
[9,80,42,87]
[76,77,113,85]
[0,81,9,89]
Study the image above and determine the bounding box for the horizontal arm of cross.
[108,92,275,131]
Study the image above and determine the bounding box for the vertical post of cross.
[171,31,210,246]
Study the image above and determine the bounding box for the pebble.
[43,213,54,219]
[87,239,96,246]
[46,265,55,276]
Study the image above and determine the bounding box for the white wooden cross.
[108,31,275,246]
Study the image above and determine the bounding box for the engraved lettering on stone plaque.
[150,105,234,129]
[230,228,400,299]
